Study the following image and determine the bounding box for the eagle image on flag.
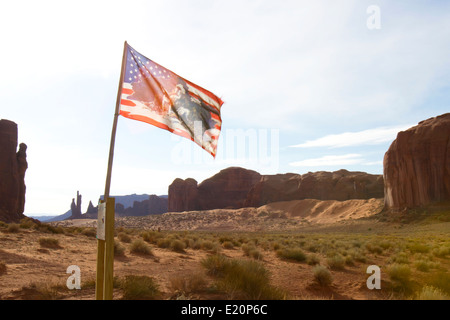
[119,43,224,157]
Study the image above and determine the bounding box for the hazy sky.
[1,0,449,215]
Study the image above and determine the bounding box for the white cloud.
[289,154,364,167]
[290,124,413,148]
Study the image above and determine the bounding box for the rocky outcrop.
[114,194,168,216]
[197,167,261,210]
[168,178,200,212]
[0,119,28,223]
[168,167,383,212]
[383,113,450,210]
[244,169,384,207]
[69,191,82,219]
[168,167,261,212]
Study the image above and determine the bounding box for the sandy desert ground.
[0,198,449,300]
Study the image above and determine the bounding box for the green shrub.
[114,240,126,256]
[38,237,60,249]
[222,241,234,249]
[326,254,345,270]
[130,239,153,255]
[408,243,430,254]
[276,248,307,262]
[19,217,38,229]
[81,228,96,237]
[121,275,160,300]
[201,240,215,251]
[415,286,450,300]
[366,243,383,255]
[118,233,131,243]
[170,239,186,253]
[313,265,333,286]
[201,254,285,299]
[156,238,171,249]
[306,254,320,266]
[7,223,20,233]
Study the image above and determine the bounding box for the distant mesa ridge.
[168,167,384,212]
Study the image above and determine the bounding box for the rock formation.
[0,119,28,223]
[168,167,383,212]
[168,178,200,212]
[197,167,262,209]
[383,113,450,210]
[69,191,82,219]
[244,169,384,207]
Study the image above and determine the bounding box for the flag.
[119,43,224,157]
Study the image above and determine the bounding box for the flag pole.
[96,40,128,300]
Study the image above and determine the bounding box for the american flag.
[119,43,223,157]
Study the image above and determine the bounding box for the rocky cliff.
[244,169,384,207]
[168,167,384,212]
[0,119,28,223]
[383,113,450,210]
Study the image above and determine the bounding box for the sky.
[1,0,449,216]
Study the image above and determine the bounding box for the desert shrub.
[34,224,64,234]
[390,252,410,264]
[169,273,207,294]
[202,254,285,299]
[344,255,355,266]
[156,238,171,249]
[130,239,153,256]
[114,240,126,256]
[121,275,160,300]
[248,248,263,260]
[22,282,63,300]
[222,241,234,249]
[170,239,186,253]
[415,286,450,300]
[306,243,319,253]
[432,246,450,258]
[242,244,263,260]
[141,231,163,244]
[118,232,131,243]
[276,248,307,262]
[365,243,383,255]
[201,240,215,251]
[190,239,202,250]
[326,254,345,270]
[202,254,229,277]
[388,263,414,294]
[19,217,38,229]
[414,260,433,272]
[306,254,320,265]
[388,264,411,283]
[7,223,20,233]
[313,265,333,287]
[408,242,430,254]
[80,228,96,237]
[428,271,450,295]
[271,242,281,251]
[0,261,6,275]
[38,237,60,249]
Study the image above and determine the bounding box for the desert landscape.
[1,114,450,301]
[0,201,449,300]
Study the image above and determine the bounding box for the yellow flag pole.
[96,41,128,300]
